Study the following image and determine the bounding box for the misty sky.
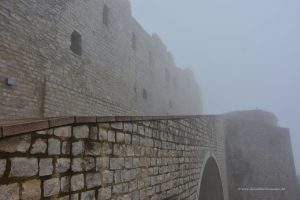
[131,0,300,174]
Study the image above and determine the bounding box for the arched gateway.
[198,157,224,200]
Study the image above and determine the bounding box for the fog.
[131,0,300,174]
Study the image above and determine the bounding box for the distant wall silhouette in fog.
[224,110,299,200]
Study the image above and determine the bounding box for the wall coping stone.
[0,115,216,138]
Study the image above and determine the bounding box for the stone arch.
[197,153,224,200]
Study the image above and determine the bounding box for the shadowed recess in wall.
[198,157,224,200]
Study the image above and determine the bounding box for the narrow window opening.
[103,4,109,27]
[142,88,147,100]
[132,33,136,51]
[70,30,82,56]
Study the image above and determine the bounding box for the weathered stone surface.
[10,158,38,177]
[39,158,53,176]
[96,157,109,171]
[72,141,84,156]
[113,184,122,194]
[111,123,123,130]
[54,126,72,138]
[60,176,70,193]
[81,190,96,200]
[71,193,79,200]
[62,141,70,154]
[71,174,84,191]
[125,158,133,169]
[124,169,139,182]
[55,158,70,173]
[110,158,124,170]
[0,135,31,153]
[86,172,101,188]
[0,159,6,177]
[84,157,95,171]
[48,138,61,155]
[99,128,108,141]
[44,178,60,197]
[102,170,114,184]
[107,130,115,142]
[21,179,41,200]
[124,134,131,144]
[85,142,101,156]
[73,126,89,138]
[116,132,125,143]
[36,129,53,135]
[0,183,19,200]
[98,186,112,200]
[31,138,47,154]
[102,143,112,155]
[59,196,70,200]
[131,191,140,200]
[123,123,133,132]
[117,194,130,200]
[113,144,126,157]
[71,158,83,172]
[89,126,98,140]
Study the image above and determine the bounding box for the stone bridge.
[0,115,228,200]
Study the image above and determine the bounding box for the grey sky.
[131,0,300,174]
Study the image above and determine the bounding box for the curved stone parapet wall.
[0,0,202,120]
[0,115,227,200]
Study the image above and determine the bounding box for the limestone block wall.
[0,116,227,200]
[0,0,202,120]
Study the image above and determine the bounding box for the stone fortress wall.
[0,0,202,120]
[0,116,228,200]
